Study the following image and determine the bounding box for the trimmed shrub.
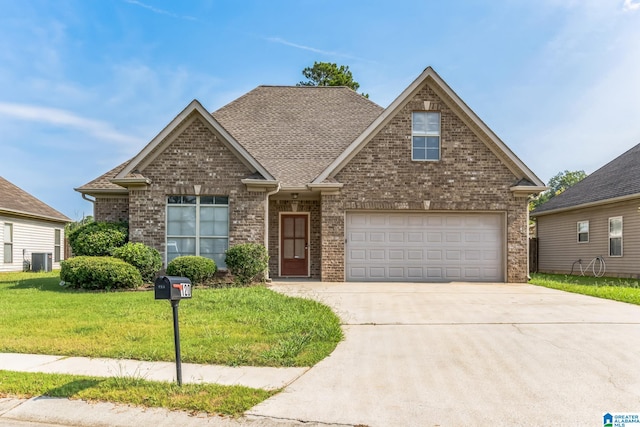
[166,256,217,285]
[68,221,128,256]
[225,243,269,285]
[112,242,162,282]
[60,256,143,290]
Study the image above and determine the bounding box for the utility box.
[32,253,52,272]
[154,276,192,300]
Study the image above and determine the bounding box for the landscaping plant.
[112,242,162,282]
[67,221,128,256]
[225,243,269,285]
[60,256,143,290]
[166,256,217,284]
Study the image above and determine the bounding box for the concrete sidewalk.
[0,353,306,390]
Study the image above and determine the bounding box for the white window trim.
[166,196,229,268]
[411,111,441,162]
[4,223,13,264]
[608,216,623,257]
[577,220,589,243]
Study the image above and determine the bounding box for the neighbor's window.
[412,111,441,161]
[54,229,62,262]
[166,195,229,268]
[3,223,13,263]
[577,221,589,243]
[609,216,623,257]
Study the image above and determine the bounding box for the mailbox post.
[154,276,192,386]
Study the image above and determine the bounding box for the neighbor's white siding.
[0,214,66,272]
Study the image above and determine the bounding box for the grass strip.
[0,370,274,416]
[530,273,640,305]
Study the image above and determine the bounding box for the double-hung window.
[54,229,62,262]
[609,216,623,257]
[166,195,229,268]
[412,111,441,161]
[577,221,589,243]
[3,223,13,264]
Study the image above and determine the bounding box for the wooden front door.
[281,214,308,276]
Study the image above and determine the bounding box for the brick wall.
[125,114,265,264]
[323,81,529,282]
[94,197,129,222]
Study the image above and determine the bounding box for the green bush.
[225,243,269,285]
[68,221,128,256]
[60,256,143,290]
[166,256,217,285]
[112,242,162,282]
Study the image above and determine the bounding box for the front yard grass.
[0,270,342,415]
[0,271,343,367]
[0,370,273,416]
[529,273,640,305]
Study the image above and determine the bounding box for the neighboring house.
[531,143,640,277]
[0,176,71,272]
[76,67,545,283]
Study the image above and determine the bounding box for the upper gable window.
[412,112,440,161]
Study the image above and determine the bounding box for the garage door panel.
[346,212,503,282]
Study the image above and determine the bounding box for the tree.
[297,61,367,97]
[530,169,587,211]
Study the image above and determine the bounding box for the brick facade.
[322,81,530,282]
[125,114,265,263]
[94,197,129,222]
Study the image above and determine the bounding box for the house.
[76,67,545,283]
[0,176,71,272]
[531,143,640,278]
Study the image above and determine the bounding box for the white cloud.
[0,102,143,145]
[623,0,640,11]
[123,0,197,21]
[265,36,373,63]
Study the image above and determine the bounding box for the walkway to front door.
[280,214,308,276]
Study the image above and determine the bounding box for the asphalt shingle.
[0,176,70,222]
[533,142,640,214]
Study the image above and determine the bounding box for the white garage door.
[346,212,504,282]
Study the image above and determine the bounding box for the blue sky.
[1,0,639,220]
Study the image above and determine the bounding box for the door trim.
[278,212,310,277]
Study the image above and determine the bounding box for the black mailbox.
[154,276,192,300]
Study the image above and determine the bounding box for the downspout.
[81,193,96,204]
[264,183,281,281]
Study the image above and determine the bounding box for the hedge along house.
[76,67,545,283]
[0,176,71,272]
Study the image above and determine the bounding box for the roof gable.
[0,176,70,223]
[532,142,640,215]
[115,100,274,183]
[212,86,383,187]
[314,67,545,188]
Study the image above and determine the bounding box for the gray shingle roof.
[532,142,640,215]
[0,176,70,222]
[212,86,383,186]
[75,160,130,193]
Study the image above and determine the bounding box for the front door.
[281,214,308,276]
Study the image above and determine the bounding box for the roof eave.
[510,185,548,197]
[0,208,70,224]
[530,192,640,217]
[240,179,279,192]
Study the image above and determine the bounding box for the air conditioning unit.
[32,253,52,272]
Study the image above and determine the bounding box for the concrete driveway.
[248,282,640,426]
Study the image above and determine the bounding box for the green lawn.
[529,273,640,305]
[0,270,342,415]
[0,370,273,416]
[0,271,343,367]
